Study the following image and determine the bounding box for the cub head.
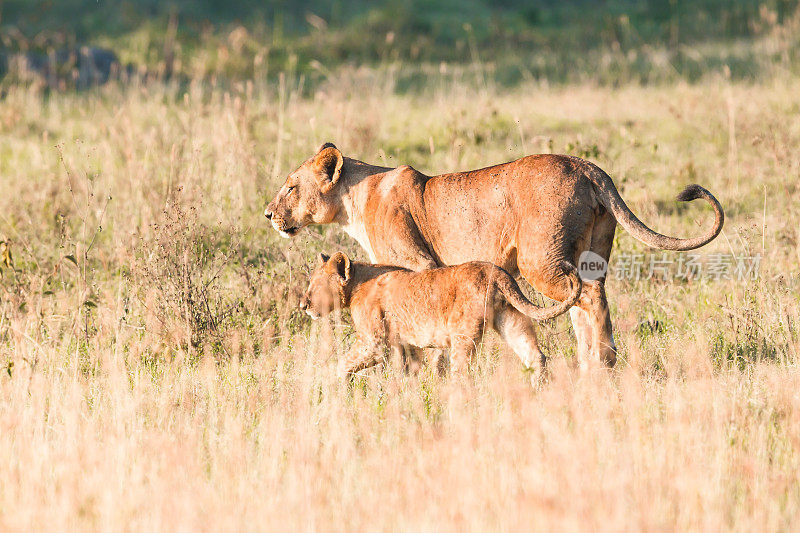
[264,142,344,238]
[301,251,352,319]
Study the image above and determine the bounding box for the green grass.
[2,0,800,86]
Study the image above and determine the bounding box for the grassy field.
[1,55,800,529]
[4,0,800,86]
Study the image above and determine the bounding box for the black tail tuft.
[676,184,706,202]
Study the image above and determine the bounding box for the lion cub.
[301,252,581,379]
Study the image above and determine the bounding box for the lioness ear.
[318,252,330,265]
[316,141,337,153]
[329,251,351,283]
[313,146,343,194]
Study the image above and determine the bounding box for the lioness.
[301,252,581,378]
[266,144,724,369]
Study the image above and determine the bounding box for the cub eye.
[286,186,296,196]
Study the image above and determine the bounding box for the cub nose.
[299,298,308,311]
[264,208,273,220]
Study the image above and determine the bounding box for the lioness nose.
[299,298,308,311]
[264,208,273,220]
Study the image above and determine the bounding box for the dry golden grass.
[0,73,799,530]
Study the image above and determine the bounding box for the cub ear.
[312,146,343,194]
[318,252,330,265]
[329,251,351,283]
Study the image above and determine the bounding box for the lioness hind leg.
[517,256,616,371]
[569,305,593,370]
[575,280,616,369]
[494,306,547,385]
[580,210,618,369]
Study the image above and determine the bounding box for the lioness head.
[264,143,344,238]
[301,251,352,319]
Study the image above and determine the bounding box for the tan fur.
[301,252,581,378]
[266,143,724,368]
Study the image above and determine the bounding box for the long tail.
[497,261,582,322]
[586,162,724,251]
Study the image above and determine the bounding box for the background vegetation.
[2,0,800,85]
[1,1,799,530]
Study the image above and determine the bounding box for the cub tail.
[496,261,582,322]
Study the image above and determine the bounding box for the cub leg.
[403,346,428,374]
[423,347,447,376]
[388,343,421,374]
[389,343,405,372]
[494,305,547,385]
[449,337,477,375]
[338,337,385,380]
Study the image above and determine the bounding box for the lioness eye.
[286,186,295,196]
